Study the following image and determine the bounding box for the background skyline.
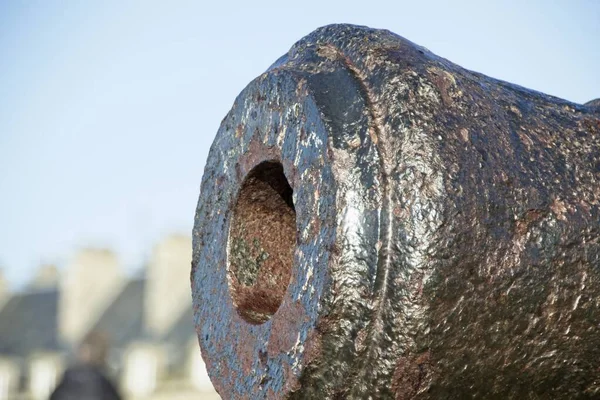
[1,0,599,289]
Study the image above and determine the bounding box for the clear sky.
[0,0,598,289]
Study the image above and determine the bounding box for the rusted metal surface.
[192,24,600,399]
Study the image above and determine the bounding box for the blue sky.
[1,0,598,289]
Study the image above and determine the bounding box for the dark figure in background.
[50,332,121,400]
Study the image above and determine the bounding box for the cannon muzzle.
[192,24,600,399]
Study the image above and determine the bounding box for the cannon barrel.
[192,24,600,399]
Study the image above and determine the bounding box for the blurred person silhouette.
[50,331,122,400]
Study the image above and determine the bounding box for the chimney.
[0,268,8,307]
[59,249,124,345]
[30,264,59,289]
[145,235,192,336]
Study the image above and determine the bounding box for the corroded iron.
[192,24,600,399]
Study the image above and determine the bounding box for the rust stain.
[515,209,545,235]
[429,67,457,107]
[267,300,309,357]
[303,328,323,365]
[282,362,302,395]
[392,351,431,400]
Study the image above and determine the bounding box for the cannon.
[192,24,600,399]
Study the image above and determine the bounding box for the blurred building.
[0,235,219,400]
